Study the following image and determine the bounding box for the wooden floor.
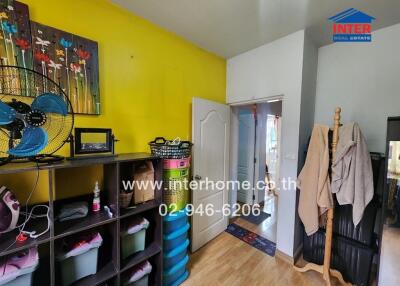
[182,193,344,286]
[182,230,344,286]
[234,194,277,243]
[377,226,400,285]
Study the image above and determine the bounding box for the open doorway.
[231,99,282,243]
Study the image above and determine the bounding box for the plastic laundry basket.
[164,239,189,270]
[57,233,103,286]
[164,223,190,252]
[121,218,149,260]
[163,209,188,234]
[163,255,189,286]
[0,248,39,286]
[124,261,152,286]
[126,275,148,286]
[163,168,189,213]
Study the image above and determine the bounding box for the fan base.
[30,155,64,164]
[0,155,64,166]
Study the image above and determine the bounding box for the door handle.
[194,175,202,180]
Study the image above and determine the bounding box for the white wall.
[227,30,305,256]
[295,32,319,254]
[315,23,400,153]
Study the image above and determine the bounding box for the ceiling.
[112,0,400,58]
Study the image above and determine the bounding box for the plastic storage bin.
[164,168,189,180]
[169,270,189,286]
[163,209,188,234]
[163,158,190,170]
[163,171,189,212]
[57,233,103,286]
[0,248,39,286]
[121,217,150,260]
[124,261,152,286]
[164,223,190,252]
[163,255,189,286]
[164,239,189,270]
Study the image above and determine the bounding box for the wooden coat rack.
[295,107,352,286]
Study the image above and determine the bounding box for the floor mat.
[225,223,276,256]
[240,211,271,225]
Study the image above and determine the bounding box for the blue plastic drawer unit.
[163,255,189,286]
[163,239,189,269]
[163,223,190,252]
[163,209,188,234]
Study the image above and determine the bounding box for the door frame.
[229,95,284,214]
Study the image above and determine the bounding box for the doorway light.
[267,99,280,103]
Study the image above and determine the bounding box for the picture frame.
[74,128,113,155]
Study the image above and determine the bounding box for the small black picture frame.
[74,128,113,155]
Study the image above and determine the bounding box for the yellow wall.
[5,0,226,203]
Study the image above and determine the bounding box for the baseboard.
[275,249,295,265]
[275,244,303,265]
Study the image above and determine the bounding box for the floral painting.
[31,22,100,115]
[0,1,32,69]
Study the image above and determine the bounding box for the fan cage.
[0,65,74,160]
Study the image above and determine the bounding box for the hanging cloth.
[298,124,333,236]
[331,122,374,226]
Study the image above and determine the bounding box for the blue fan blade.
[0,101,16,125]
[31,93,68,116]
[8,127,48,157]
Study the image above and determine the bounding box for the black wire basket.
[149,137,192,159]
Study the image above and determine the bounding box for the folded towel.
[57,201,88,222]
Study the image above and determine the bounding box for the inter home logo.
[328,8,375,42]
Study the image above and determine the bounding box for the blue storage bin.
[163,209,188,234]
[163,239,189,269]
[169,270,189,286]
[163,223,190,252]
[163,255,189,286]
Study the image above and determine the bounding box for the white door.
[192,97,230,252]
[237,109,255,204]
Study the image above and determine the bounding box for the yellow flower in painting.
[0,34,3,40]
[56,49,65,57]
[79,59,86,65]
[0,12,8,19]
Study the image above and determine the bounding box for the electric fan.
[0,66,74,165]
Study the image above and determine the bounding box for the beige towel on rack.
[332,122,374,226]
[298,124,333,236]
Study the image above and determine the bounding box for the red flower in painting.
[75,49,90,60]
[15,38,30,50]
[34,52,50,63]
[70,62,81,73]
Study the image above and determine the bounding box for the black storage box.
[303,230,374,286]
[320,199,378,246]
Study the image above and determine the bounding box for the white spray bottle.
[92,181,101,212]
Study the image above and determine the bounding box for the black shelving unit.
[0,153,163,286]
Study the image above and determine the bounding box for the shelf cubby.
[54,222,118,286]
[0,153,163,286]
[120,207,162,270]
[0,213,51,257]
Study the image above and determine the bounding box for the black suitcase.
[319,199,378,246]
[303,229,374,286]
